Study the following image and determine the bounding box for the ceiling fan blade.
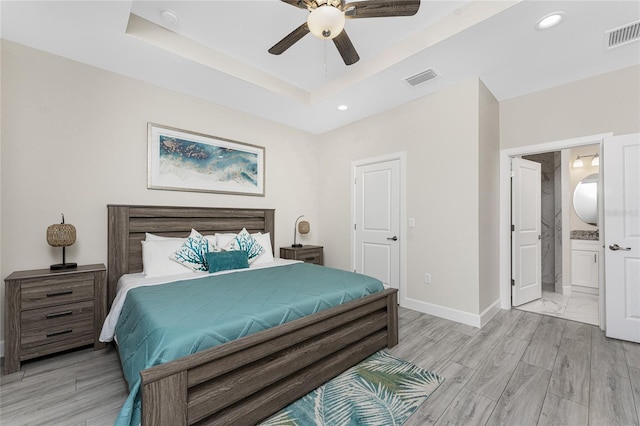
[333,30,360,65]
[269,23,310,55]
[344,0,420,18]
[280,0,309,9]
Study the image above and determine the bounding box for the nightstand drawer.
[21,275,95,310]
[297,252,322,264]
[21,317,94,350]
[21,300,94,332]
[20,331,94,361]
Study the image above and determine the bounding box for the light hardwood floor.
[1,307,639,425]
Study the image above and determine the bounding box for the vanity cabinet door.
[571,249,599,288]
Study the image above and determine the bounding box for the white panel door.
[355,160,400,289]
[604,133,640,343]
[512,157,542,306]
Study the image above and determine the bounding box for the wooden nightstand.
[280,245,324,265]
[4,264,107,374]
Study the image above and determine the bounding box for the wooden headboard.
[107,205,275,307]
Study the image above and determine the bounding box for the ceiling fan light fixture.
[307,6,345,39]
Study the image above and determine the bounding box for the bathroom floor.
[515,283,599,325]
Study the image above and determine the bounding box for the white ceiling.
[2,1,639,134]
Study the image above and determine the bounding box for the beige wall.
[478,81,500,313]
[500,65,640,149]
[317,78,495,318]
[0,41,320,347]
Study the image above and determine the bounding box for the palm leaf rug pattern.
[260,351,444,426]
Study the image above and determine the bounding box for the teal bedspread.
[114,263,384,426]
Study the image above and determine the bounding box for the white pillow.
[251,232,274,266]
[145,232,186,242]
[215,233,237,249]
[204,234,217,248]
[141,239,193,278]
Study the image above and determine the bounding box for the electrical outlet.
[424,273,431,284]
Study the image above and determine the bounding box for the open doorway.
[499,133,610,330]
[514,146,600,325]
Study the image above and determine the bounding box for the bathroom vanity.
[571,238,600,293]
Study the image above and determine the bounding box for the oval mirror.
[573,173,598,226]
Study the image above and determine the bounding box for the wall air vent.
[605,20,640,50]
[403,68,439,87]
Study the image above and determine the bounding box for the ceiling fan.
[268,0,420,65]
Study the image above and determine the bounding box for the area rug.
[259,351,444,426]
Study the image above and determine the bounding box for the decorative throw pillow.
[206,250,249,273]
[170,229,215,271]
[224,228,264,264]
[250,232,274,266]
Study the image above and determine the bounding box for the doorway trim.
[499,133,611,329]
[351,152,407,304]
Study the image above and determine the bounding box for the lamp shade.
[47,223,76,247]
[307,6,345,39]
[298,220,310,234]
[573,156,584,168]
[591,154,600,166]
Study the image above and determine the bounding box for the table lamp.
[47,214,77,270]
[292,215,310,247]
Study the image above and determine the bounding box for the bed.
[106,204,399,426]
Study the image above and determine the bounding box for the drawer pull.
[46,329,73,338]
[46,310,73,319]
[46,290,73,298]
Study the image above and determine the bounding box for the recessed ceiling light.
[536,11,565,30]
[337,105,348,111]
[161,9,179,26]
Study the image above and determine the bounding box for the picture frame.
[148,123,265,196]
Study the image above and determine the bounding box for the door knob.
[609,244,631,251]
[387,236,398,241]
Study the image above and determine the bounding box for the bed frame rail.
[140,288,398,426]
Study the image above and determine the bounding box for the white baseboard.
[479,299,502,327]
[401,297,501,328]
[572,285,599,295]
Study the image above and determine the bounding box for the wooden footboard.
[140,288,398,426]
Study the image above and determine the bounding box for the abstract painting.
[148,123,265,196]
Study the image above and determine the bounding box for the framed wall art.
[148,123,265,196]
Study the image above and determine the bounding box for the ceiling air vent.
[403,68,439,87]
[605,20,640,50]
